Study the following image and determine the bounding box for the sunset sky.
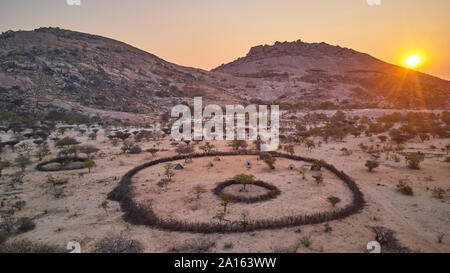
[1,0,449,80]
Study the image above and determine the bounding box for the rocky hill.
[0,27,243,120]
[0,29,449,123]
[214,40,450,109]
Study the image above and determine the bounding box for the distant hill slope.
[214,40,450,109]
[0,29,449,121]
[0,27,243,117]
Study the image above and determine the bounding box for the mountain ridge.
[213,39,443,80]
[0,27,449,122]
[213,39,450,109]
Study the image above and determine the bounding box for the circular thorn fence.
[107,151,365,233]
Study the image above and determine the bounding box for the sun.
[405,54,421,67]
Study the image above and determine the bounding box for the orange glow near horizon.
[398,50,428,71]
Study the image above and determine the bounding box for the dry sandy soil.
[0,125,449,253]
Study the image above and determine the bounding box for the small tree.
[88,132,97,141]
[16,142,33,154]
[230,140,248,151]
[220,193,233,214]
[327,196,341,207]
[418,133,429,143]
[240,210,250,228]
[296,166,308,180]
[312,174,323,185]
[146,148,159,157]
[377,135,388,143]
[263,157,276,170]
[34,145,51,161]
[390,132,409,146]
[311,159,326,171]
[304,139,315,152]
[0,161,10,177]
[253,137,262,151]
[164,163,175,181]
[332,127,347,141]
[83,160,96,173]
[46,174,56,185]
[193,185,206,199]
[365,160,379,172]
[233,174,255,192]
[99,201,109,213]
[110,138,120,147]
[57,127,67,135]
[12,173,25,184]
[199,142,215,153]
[351,130,361,138]
[432,188,446,199]
[129,145,142,154]
[405,153,424,170]
[283,144,295,155]
[15,154,32,172]
[369,226,398,248]
[121,140,134,153]
[115,131,131,141]
[397,181,414,196]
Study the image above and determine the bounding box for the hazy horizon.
[1,0,449,80]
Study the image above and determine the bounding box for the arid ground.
[0,109,449,253]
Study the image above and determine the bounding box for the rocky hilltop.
[214,40,386,75]
[214,40,450,109]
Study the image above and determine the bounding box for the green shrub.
[164,163,175,181]
[405,153,424,169]
[397,181,414,196]
[263,158,276,169]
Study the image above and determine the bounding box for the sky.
[1,0,449,80]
